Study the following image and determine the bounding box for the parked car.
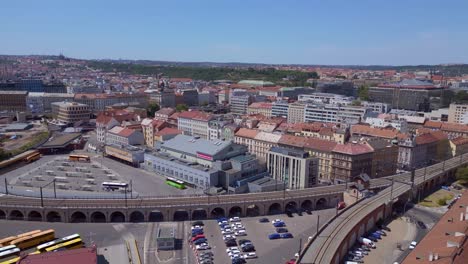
[191,234,206,242]
[375,230,387,236]
[199,252,214,258]
[271,219,283,224]
[417,221,426,229]
[235,230,247,236]
[230,217,241,222]
[194,238,208,245]
[281,233,293,239]
[238,239,251,245]
[273,222,286,227]
[259,218,269,223]
[217,217,228,222]
[228,250,241,256]
[223,235,236,241]
[243,252,257,259]
[225,239,237,247]
[241,244,255,252]
[222,230,233,235]
[191,225,203,230]
[232,258,246,264]
[196,243,211,250]
[226,247,239,253]
[337,201,346,210]
[268,233,281,240]
[192,220,204,226]
[305,209,312,215]
[409,241,417,249]
[276,227,288,233]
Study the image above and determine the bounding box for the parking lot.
[192,208,335,264]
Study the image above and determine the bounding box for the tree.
[0,148,10,162]
[357,85,370,101]
[455,167,468,184]
[146,103,160,117]
[176,104,189,112]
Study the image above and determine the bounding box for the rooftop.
[160,134,231,157]
[402,191,468,264]
[18,247,97,264]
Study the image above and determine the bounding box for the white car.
[231,223,243,227]
[233,226,245,230]
[223,234,236,240]
[226,247,239,253]
[230,254,242,260]
[244,252,257,259]
[191,226,203,230]
[409,241,417,249]
[228,250,241,256]
[221,230,233,235]
[218,220,228,226]
[235,231,247,236]
[196,243,211,250]
[230,217,241,222]
[272,219,283,224]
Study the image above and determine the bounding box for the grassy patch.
[419,189,454,207]
[8,131,49,156]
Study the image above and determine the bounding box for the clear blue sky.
[1,0,468,65]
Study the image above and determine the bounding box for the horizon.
[1,0,468,65]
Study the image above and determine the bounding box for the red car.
[337,201,346,210]
[191,234,205,242]
[285,259,296,264]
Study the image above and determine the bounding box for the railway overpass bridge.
[0,184,344,223]
[298,154,467,264]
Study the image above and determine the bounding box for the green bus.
[166,177,186,189]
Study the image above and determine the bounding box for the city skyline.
[1,0,468,65]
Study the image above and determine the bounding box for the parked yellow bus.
[45,238,83,252]
[0,230,41,247]
[10,229,55,250]
[24,151,41,163]
[0,257,20,264]
[68,154,90,162]
[32,234,80,254]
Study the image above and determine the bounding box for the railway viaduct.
[298,154,467,264]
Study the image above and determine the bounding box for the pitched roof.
[351,124,404,139]
[332,143,374,155]
[255,132,282,143]
[178,110,214,121]
[155,107,176,116]
[278,134,308,148]
[451,136,468,146]
[235,128,259,139]
[424,120,443,129]
[415,133,439,145]
[155,127,181,137]
[304,138,337,152]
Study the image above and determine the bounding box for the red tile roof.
[19,247,97,264]
[424,120,443,129]
[415,133,439,145]
[156,127,182,136]
[451,136,468,146]
[332,143,374,155]
[178,110,214,121]
[351,124,404,139]
[235,128,259,139]
[304,138,338,152]
[278,134,308,148]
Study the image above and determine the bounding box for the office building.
[0,91,28,112]
[272,101,289,118]
[230,89,252,115]
[74,92,149,113]
[448,103,468,124]
[234,128,282,161]
[304,103,370,124]
[51,101,90,124]
[267,146,319,189]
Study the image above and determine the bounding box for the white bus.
[0,245,17,254]
[102,182,129,191]
[34,234,80,254]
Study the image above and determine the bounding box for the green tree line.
[88,61,319,86]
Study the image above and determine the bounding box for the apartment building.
[448,103,468,124]
[234,128,282,161]
[287,102,306,123]
[304,138,337,184]
[331,143,374,184]
[154,108,176,121]
[51,101,90,124]
[267,146,319,189]
[96,109,143,143]
[247,102,273,117]
[106,126,144,146]
[177,110,214,140]
[141,118,168,147]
